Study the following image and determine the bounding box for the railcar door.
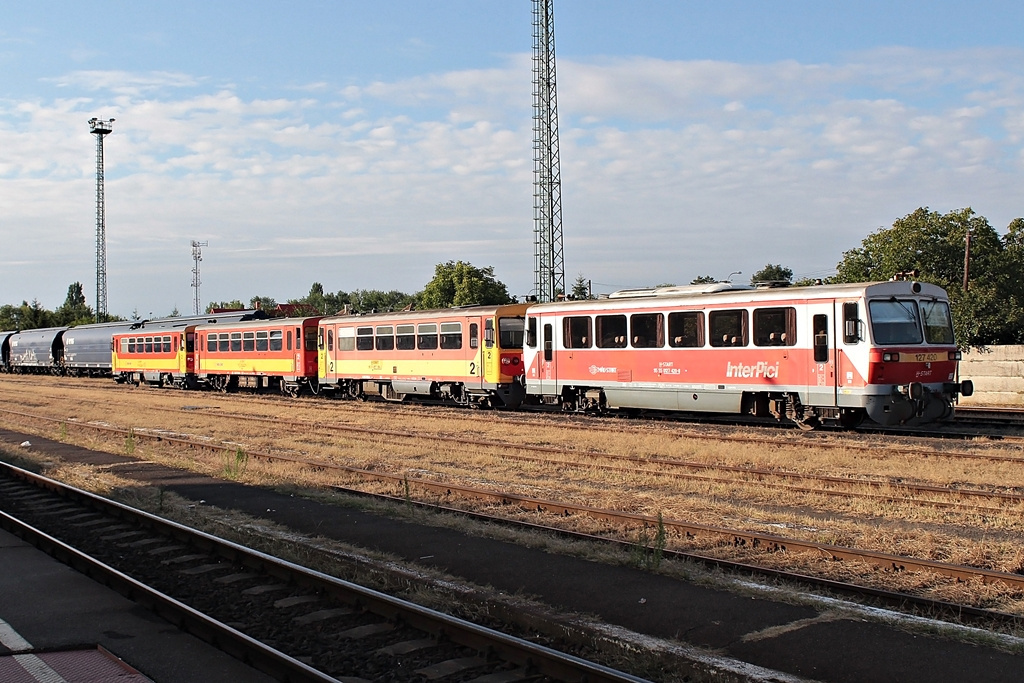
[538,319,558,395]
[804,302,838,407]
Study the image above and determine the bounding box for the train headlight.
[882,352,900,362]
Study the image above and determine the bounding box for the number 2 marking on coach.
[469,362,476,375]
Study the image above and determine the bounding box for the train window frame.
[630,313,664,348]
[920,300,955,345]
[287,330,293,351]
[269,330,283,352]
[440,322,463,350]
[304,327,318,352]
[526,317,537,348]
[207,333,218,353]
[243,331,256,352]
[843,302,861,344]
[470,323,479,349]
[668,311,704,347]
[417,323,438,350]
[326,329,334,352]
[219,334,230,352]
[709,309,748,347]
[162,335,172,353]
[121,338,130,354]
[483,319,494,348]
[563,316,592,349]
[595,315,628,349]
[499,317,525,349]
[230,332,242,352]
[868,300,923,345]
[337,327,355,352]
[753,307,796,347]
[396,324,416,350]
[375,325,395,351]
[356,326,374,351]
[145,337,153,354]
[813,314,829,363]
[256,330,269,352]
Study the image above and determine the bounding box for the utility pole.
[89,118,114,321]
[533,0,565,302]
[963,229,972,292]
[191,240,209,315]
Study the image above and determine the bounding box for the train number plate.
[902,353,941,362]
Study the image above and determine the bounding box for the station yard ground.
[1,426,1022,683]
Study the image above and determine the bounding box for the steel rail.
[80,405,1024,512]
[0,461,650,683]
[6,408,1024,592]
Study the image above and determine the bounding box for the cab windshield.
[920,300,955,344]
[498,317,525,349]
[868,300,923,345]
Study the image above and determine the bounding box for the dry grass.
[3,374,1024,617]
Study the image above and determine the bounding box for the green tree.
[750,264,793,285]
[419,261,513,309]
[570,273,592,300]
[834,207,1024,346]
[206,300,246,313]
[55,282,94,326]
[689,275,717,285]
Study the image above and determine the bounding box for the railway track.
[0,460,648,683]
[4,407,1024,614]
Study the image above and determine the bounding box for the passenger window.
[219,334,230,352]
[440,322,462,350]
[304,327,317,352]
[163,336,172,353]
[417,323,438,350]
[242,332,255,352]
[544,323,553,361]
[286,330,293,351]
[596,315,627,348]
[230,333,242,352]
[207,333,217,353]
[270,330,283,352]
[356,326,374,351]
[145,337,153,353]
[526,317,537,348]
[470,323,479,349]
[563,316,592,349]
[375,326,395,351]
[753,307,796,346]
[396,325,416,350]
[668,312,703,347]
[256,331,269,352]
[327,329,333,352]
[630,313,663,348]
[710,310,748,347]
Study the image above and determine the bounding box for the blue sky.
[2,1,1023,317]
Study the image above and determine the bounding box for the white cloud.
[2,47,1023,314]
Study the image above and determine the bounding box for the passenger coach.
[317,303,529,408]
[113,311,266,387]
[194,316,321,395]
[522,280,973,428]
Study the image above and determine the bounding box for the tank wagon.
[522,280,973,428]
[7,327,67,374]
[62,320,138,376]
[0,331,15,372]
[112,311,267,388]
[317,303,529,408]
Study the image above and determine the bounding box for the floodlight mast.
[533,0,564,303]
[191,240,209,315]
[89,117,114,321]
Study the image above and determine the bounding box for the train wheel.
[839,410,865,429]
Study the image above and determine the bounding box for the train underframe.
[320,378,525,409]
[551,383,966,429]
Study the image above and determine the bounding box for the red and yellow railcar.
[317,304,529,407]
[193,317,321,395]
[112,312,268,387]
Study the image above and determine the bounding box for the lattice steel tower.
[532,0,564,302]
[191,240,209,315]
[89,117,114,321]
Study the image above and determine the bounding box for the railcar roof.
[528,280,948,313]
[193,316,321,332]
[319,303,529,326]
